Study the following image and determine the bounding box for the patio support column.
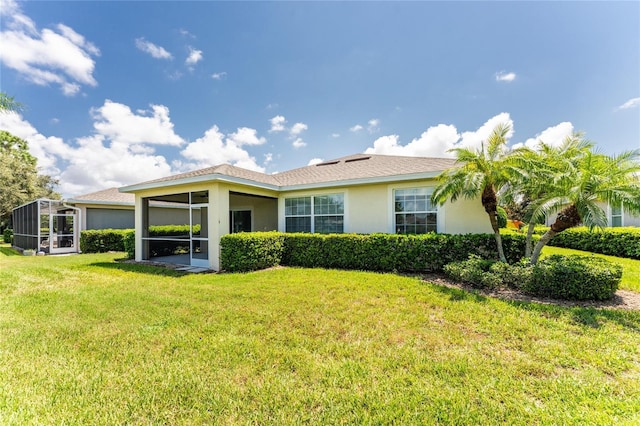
[135,196,149,261]
[208,183,229,271]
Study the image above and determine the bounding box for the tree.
[431,123,515,263]
[504,135,594,257]
[528,147,640,264]
[0,131,60,229]
[0,92,23,113]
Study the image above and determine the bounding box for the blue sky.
[1,0,638,197]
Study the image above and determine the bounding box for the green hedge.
[81,225,198,257]
[220,232,285,272]
[545,227,640,259]
[3,228,13,244]
[220,232,526,273]
[80,229,130,253]
[524,255,622,300]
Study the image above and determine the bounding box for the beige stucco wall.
[229,193,278,232]
[279,179,491,235]
[545,201,640,228]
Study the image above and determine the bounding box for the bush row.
[443,254,622,300]
[80,225,198,255]
[220,232,527,273]
[3,228,13,244]
[546,227,640,259]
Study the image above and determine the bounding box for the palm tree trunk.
[529,229,558,264]
[482,185,507,263]
[530,203,581,264]
[525,222,536,258]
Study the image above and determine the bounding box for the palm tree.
[504,135,594,257]
[432,123,514,262]
[529,148,640,264]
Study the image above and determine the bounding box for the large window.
[285,194,344,233]
[394,188,437,234]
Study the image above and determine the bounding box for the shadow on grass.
[506,299,640,331]
[90,262,188,277]
[429,283,488,303]
[0,246,21,256]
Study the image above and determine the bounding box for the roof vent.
[345,156,371,163]
[316,160,340,166]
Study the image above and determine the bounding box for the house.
[119,153,493,270]
[67,187,191,230]
[544,202,640,228]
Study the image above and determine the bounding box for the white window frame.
[283,193,345,233]
[610,203,624,227]
[388,185,441,234]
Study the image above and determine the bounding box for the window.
[394,188,437,234]
[285,194,344,233]
[611,204,623,227]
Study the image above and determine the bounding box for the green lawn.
[542,245,640,292]
[1,246,639,425]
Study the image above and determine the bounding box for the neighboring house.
[120,153,493,270]
[67,187,190,230]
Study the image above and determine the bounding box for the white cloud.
[512,122,574,150]
[0,1,100,96]
[269,115,287,133]
[0,111,173,196]
[308,158,324,166]
[331,133,341,138]
[185,46,203,67]
[91,100,184,146]
[367,118,380,134]
[292,138,307,149]
[617,97,640,110]
[227,127,266,146]
[264,153,273,164]
[290,122,308,137]
[211,72,227,80]
[495,71,516,82]
[350,124,364,132]
[180,125,265,172]
[135,37,173,60]
[365,113,514,158]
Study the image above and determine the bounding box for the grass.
[542,245,640,292]
[1,245,639,424]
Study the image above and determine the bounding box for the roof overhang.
[119,173,280,193]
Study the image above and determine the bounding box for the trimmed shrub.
[529,226,640,260]
[123,231,135,259]
[80,229,130,253]
[3,228,13,244]
[524,255,622,300]
[220,232,285,272]
[443,255,502,289]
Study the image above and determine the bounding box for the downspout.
[63,201,82,253]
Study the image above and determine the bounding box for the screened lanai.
[12,199,80,254]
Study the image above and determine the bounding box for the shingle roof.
[119,153,457,193]
[68,187,134,205]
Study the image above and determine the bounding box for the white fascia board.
[278,171,442,192]
[119,174,280,193]
[66,199,134,207]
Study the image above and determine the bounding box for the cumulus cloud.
[135,37,173,60]
[0,0,100,96]
[269,115,287,133]
[185,46,203,68]
[0,111,173,196]
[331,133,341,138]
[292,138,307,149]
[367,118,380,134]
[495,71,516,82]
[365,113,514,158]
[180,125,265,172]
[308,158,324,166]
[350,124,364,132]
[91,100,184,146]
[290,122,308,137]
[617,97,640,110]
[512,122,574,150]
[211,71,227,80]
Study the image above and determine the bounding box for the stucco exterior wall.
[279,180,491,235]
[229,193,278,232]
[545,201,640,228]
